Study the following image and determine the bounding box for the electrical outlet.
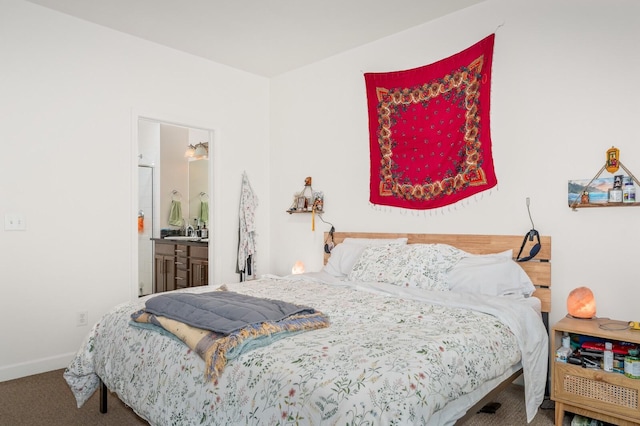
[77,311,88,327]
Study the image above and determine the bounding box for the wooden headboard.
[323,232,552,313]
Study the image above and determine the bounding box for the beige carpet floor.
[0,369,147,426]
[0,369,575,425]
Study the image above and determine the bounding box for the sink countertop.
[152,237,208,244]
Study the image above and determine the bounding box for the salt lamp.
[567,286,596,319]
[291,261,305,275]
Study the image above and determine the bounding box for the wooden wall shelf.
[572,202,640,209]
[286,210,324,214]
[287,176,325,215]
[569,148,639,210]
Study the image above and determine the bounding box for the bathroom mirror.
[188,159,209,228]
[154,123,210,231]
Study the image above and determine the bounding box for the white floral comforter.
[64,276,547,425]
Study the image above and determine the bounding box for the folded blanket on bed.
[143,289,320,334]
[131,290,330,380]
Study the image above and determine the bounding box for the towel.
[168,200,183,226]
[199,201,209,223]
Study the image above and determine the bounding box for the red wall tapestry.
[365,34,497,210]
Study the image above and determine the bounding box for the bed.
[64,232,551,425]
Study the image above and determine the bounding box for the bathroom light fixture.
[194,142,208,159]
[184,144,196,158]
[184,142,209,159]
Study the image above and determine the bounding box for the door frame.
[130,106,221,301]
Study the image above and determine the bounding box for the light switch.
[4,213,26,231]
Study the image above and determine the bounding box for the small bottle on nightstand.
[603,342,614,372]
[556,332,572,363]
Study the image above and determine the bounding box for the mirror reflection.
[189,159,209,231]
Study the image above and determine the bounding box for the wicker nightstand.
[551,316,640,426]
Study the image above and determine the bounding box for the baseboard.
[0,352,76,382]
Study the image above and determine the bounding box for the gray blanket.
[144,291,316,334]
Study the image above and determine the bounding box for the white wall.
[4,0,640,382]
[269,0,640,329]
[0,0,270,380]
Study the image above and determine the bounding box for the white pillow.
[322,243,366,277]
[323,238,408,278]
[446,250,536,297]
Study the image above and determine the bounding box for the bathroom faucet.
[185,223,195,237]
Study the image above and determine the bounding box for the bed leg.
[100,379,108,413]
[542,312,551,398]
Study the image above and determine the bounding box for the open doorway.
[133,113,217,299]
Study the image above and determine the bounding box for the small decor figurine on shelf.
[580,191,589,204]
[313,191,324,212]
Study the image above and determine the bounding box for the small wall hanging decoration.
[364,34,497,210]
[606,146,620,173]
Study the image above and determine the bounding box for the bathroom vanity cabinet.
[153,239,209,293]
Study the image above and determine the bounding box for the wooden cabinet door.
[189,258,208,287]
[154,254,175,293]
[153,241,208,292]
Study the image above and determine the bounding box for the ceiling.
[26,0,485,77]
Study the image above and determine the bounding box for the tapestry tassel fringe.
[368,186,497,216]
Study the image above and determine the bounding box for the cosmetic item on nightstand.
[603,342,613,372]
[626,349,640,379]
[556,333,572,363]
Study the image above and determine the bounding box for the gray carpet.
[0,369,573,425]
[0,369,147,426]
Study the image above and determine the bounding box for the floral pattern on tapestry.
[365,34,497,209]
